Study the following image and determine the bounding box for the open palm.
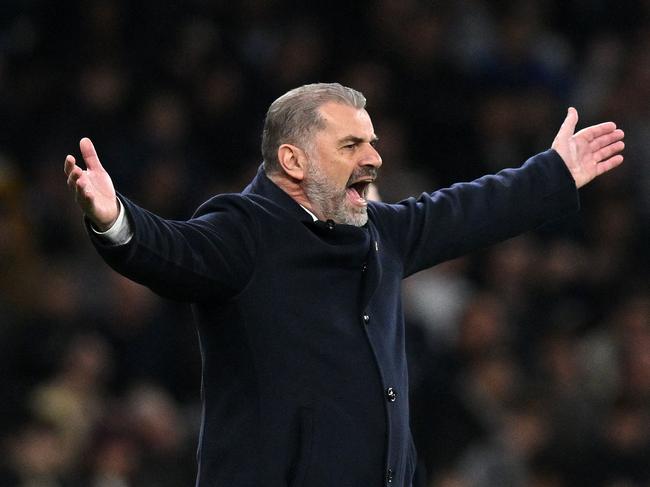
[552,107,625,189]
[64,137,119,231]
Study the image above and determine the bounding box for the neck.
[268,172,323,220]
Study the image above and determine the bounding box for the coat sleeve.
[87,193,258,302]
[370,149,580,278]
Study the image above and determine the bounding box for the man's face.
[302,102,382,226]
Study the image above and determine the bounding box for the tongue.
[347,186,366,205]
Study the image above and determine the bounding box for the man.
[64,83,624,486]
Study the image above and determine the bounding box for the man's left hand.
[552,107,625,188]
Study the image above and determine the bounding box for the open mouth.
[346,180,372,206]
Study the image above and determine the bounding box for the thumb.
[557,107,579,140]
[79,137,103,171]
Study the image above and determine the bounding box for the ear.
[277,144,307,181]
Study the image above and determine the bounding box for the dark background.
[0,1,648,485]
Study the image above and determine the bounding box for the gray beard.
[303,162,369,227]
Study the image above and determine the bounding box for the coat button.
[385,387,397,402]
[326,219,335,230]
[386,467,393,483]
[361,263,368,272]
[362,314,370,325]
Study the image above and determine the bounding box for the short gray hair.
[261,83,366,174]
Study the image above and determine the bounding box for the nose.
[362,143,382,169]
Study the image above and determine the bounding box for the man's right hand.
[64,137,119,231]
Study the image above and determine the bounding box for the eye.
[344,143,358,149]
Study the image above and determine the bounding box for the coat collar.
[242,165,315,223]
[243,165,382,307]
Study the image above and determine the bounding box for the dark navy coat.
[91,149,579,487]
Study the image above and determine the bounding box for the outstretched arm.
[552,107,625,188]
[64,137,119,231]
[63,137,258,301]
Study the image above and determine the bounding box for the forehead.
[316,102,374,139]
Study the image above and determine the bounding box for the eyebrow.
[338,135,380,146]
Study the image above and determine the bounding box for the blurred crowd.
[0,1,648,486]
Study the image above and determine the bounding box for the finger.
[75,177,93,203]
[64,155,77,176]
[67,166,83,189]
[575,121,617,142]
[79,137,103,171]
[557,107,579,140]
[594,140,625,163]
[595,154,624,177]
[589,128,625,152]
